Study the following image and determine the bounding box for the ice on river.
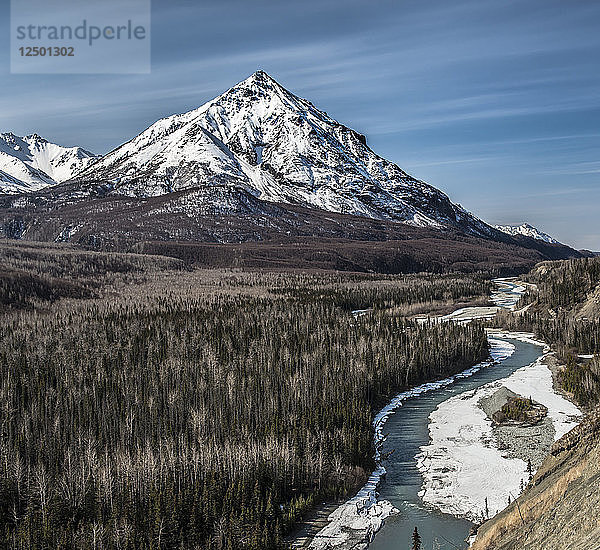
[308,338,515,549]
[416,278,526,325]
[416,338,581,522]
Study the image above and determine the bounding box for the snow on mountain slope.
[0,133,97,194]
[494,223,561,244]
[0,153,55,193]
[74,71,498,237]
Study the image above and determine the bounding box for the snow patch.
[417,335,581,522]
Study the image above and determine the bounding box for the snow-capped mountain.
[0,133,97,194]
[0,72,583,266]
[493,223,561,244]
[73,71,498,238]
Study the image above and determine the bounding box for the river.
[367,337,544,550]
[307,279,554,550]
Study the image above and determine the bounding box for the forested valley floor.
[0,241,492,550]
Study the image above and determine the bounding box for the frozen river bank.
[306,279,579,549]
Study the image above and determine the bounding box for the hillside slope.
[471,410,600,550]
[0,186,582,274]
[478,258,600,548]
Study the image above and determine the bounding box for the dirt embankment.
[471,409,600,550]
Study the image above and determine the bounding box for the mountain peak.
[66,72,501,239]
[248,69,273,81]
[0,132,98,193]
[223,70,296,105]
[25,133,47,143]
[494,222,561,244]
[240,69,280,87]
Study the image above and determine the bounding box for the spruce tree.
[412,526,422,550]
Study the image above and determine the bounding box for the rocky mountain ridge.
[494,223,561,244]
[0,132,97,193]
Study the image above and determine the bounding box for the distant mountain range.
[0,133,97,193]
[493,223,561,244]
[0,71,586,272]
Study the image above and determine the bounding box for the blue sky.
[1,0,599,249]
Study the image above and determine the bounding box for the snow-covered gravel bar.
[306,281,555,549]
[416,334,581,522]
[308,339,515,549]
